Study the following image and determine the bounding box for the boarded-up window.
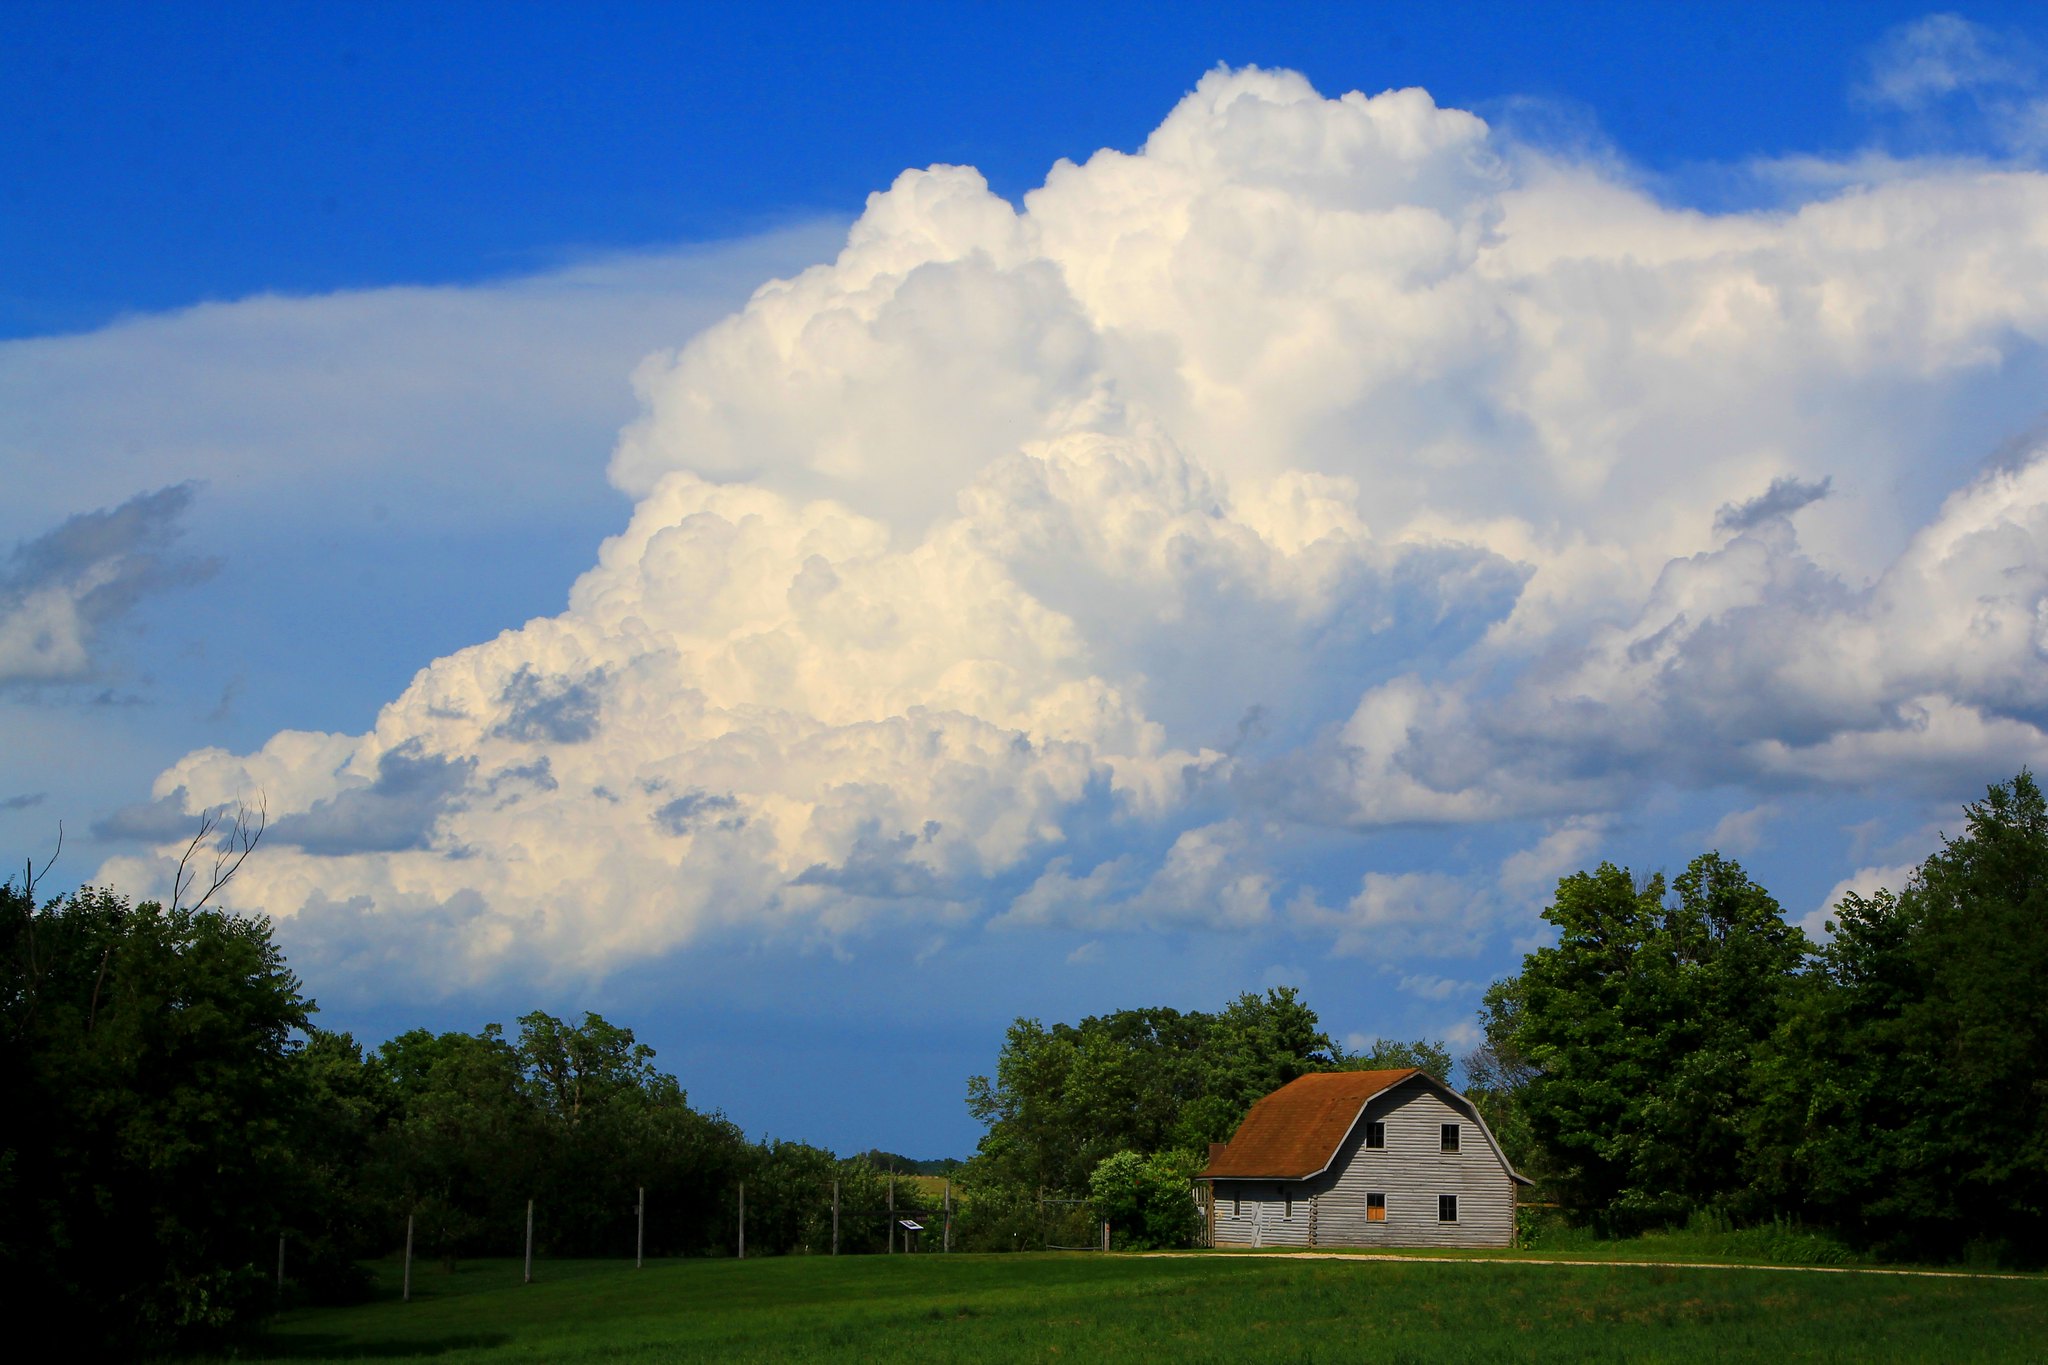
[1365,1121,1385,1149]
[1441,1123,1460,1152]
[1438,1195,1458,1222]
[1366,1192,1386,1222]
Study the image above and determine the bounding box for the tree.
[372,1024,537,1265]
[1334,1036,1453,1082]
[1751,772,2048,1259]
[1503,853,1808,1229]
[1204,988,1335,1114]
[511,1010,748,1257]
[1087,1148,1204,1249]
[1,867,311,1352]
[1461,978,1545,1184]
[965,989,1333,1195]
[280,1028,390,1301]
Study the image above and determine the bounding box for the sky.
[8,2,2048,1157]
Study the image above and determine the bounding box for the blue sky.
[8,3,2048,1157]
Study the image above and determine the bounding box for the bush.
[1088,1149,1203,1250]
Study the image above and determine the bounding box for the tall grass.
[1524,1208,1864,1266]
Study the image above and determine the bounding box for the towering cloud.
[102,67,2048,984]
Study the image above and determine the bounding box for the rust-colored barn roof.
[1200,1069,1420,1179]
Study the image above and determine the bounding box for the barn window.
[1232,1190,1240,1217]
[1365,1121,1385,1149]
[1438,1195,1458,1222]
[1284,1196,1293,1220]
[1366,1192,1386,1222]
[1441,1123,1461,1152]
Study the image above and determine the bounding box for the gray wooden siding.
[1211,1080,1517,1250]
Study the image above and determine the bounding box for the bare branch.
[184,794,265,915]
[14,823,64,1031]
[169,807,220,915]
[21,821,62,900]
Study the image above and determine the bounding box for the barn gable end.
[1201,1070,1529,1250]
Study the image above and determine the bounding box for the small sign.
[899,1219,923,1231]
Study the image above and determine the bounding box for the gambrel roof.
[1199,1068,1531,1184]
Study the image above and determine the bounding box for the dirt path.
[1142,1250,2041,1282]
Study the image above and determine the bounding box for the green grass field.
[213,1249,2047,1363]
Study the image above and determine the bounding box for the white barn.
[1200,1068,1531,1250]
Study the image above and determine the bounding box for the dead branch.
[170,795,266,915]
[20,820,62,901]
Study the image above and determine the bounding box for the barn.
[1199,1068,1530,1249]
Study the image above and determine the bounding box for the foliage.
[949,1180,1041,1252]
[1087,1148,1204,1250]
[1500,852,1808,1231]
[371,1023,534,1264]
[1749,772,2048,1261]
[964,987,1332,1194]
[1462,977,1546,1184]
[367,1012,752,1262]
[1523,1208,1864,1267]
[855,1149,963,1175]
[0,881,311,1353]
[281,1027,389,1302]
[1333,1035,1453,1082]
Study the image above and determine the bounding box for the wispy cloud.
[1857,13,2048,156]
[1859,13,2036,111]
[0,484,216,686]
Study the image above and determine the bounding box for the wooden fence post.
[944,1179,952,1254]
[524,1199,534,1284]
[887,1177,895,1255]
[738,1181,746,1260]
[276,1233,285,1293]
[636,1186,645,1269]
[1102,1220,1110,1253]
[832,1179,839,1256]
[402,1214,414,1304]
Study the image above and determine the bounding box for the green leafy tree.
[740,1139,837,1255]
[280,1027,391,1301]
[372,1024,537,1264]
[1204,987,1335,1113]
[828,1156,909,1254]
[1088,1148,1204,1249]
[1751,773,2048,1259]
[1334,1036,1453,1082]
[1505,852,1808,1229]
[966,989,1333,1195]
[1,876,311,1352]
[369,1011,752,1261]
[1462,978,1545,1184]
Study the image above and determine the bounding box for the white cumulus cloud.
[96,66,2048,986]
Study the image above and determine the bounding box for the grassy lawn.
[210,1250,2048,1363]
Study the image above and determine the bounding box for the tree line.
[960,772,2048,1266]
[1,872,914,1354]
[1476,770,2048,1262]
[957,986,1452,1250]
[8,771,2042,1347]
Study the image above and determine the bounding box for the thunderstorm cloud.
[100,68,2048,984]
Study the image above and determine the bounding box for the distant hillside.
[852,1149,965,1176]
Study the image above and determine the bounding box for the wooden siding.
[1210,1080,1516,1250]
